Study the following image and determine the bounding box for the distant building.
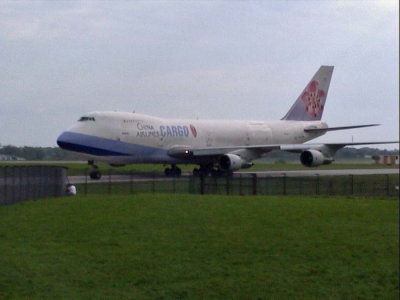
[0,155,26,161]
[372,155,399,165]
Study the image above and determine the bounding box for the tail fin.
[282,65,334,121]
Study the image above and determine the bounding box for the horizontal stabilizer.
[304,124,380,132]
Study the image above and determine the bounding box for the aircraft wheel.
[211,169,223,177]
[199,168,211,176]
[89,170,102,180]
[174,167,182,177]
[166,165,181,177]
[164,168,172,176]
[193,168,200,176]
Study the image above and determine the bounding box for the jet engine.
[300,150,333,167]
[219,154,252,171]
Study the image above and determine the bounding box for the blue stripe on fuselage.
[57,131,165,157]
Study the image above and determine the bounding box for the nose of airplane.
[57,132,67,149]
[57,131,76,151]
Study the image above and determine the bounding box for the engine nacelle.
[300,150,333,167]
[219,154,252,172]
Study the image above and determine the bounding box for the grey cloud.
[0,1,398,147]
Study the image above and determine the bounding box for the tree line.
[0,144,398,161]
[0,145,79,161]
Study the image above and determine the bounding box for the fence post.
[11,167,16,203]
[252,174,257,195]
[188,175,194,194]
[44,167,50,198]
[33,167,37,199]
[239,174,243,195]
[212,176,217,194]
[350,175,354,195]
[52,167,58,198]
[298,177,302,195]
[315,174,320,195]
[152,173,156,193]
[200,175,205,195]
[386,174,390,196]
[108,169,112,195]
[26,166,30,201]
[226,174,230,195]
[282,174,287,195]
[18,167,23,201]
[173,176,176,194]
[40,166,45,198]
[328,180,334,196]
[4,167,8,203]
[130,171,134,194]
[84,168,88,196]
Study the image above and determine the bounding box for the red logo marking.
[190,125,197,138]
[301,80,325,117]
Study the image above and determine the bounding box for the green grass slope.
[0,195,398,299]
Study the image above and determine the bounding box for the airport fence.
[0,166,67,205]
[74,170,399,197]
[189,173,399,196]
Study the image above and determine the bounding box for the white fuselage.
[58,111,328,165]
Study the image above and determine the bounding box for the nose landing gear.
[90,168,102,180]
[88,160,102,180]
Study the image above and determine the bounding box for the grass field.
[0,194,398,299]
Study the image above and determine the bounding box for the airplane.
[57,66,397,179]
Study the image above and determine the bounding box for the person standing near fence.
[65,184,77,196]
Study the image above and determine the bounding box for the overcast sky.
[0,1,398,149]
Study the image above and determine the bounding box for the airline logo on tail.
[301,80,325,118]
[282,65,334,121]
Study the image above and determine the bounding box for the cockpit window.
[78,116,96,122]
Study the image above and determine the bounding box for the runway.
[68,168,399,184]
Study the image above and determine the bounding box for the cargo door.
[206,131,214,147]
[248,123,272,145]
[120,120,131,142]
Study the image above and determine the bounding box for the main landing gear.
[192,164,231,177]
[164,164,182,177]
[88,160,102,180]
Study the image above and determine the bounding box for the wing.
[279,141,399,158]
[167,141,399,158]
